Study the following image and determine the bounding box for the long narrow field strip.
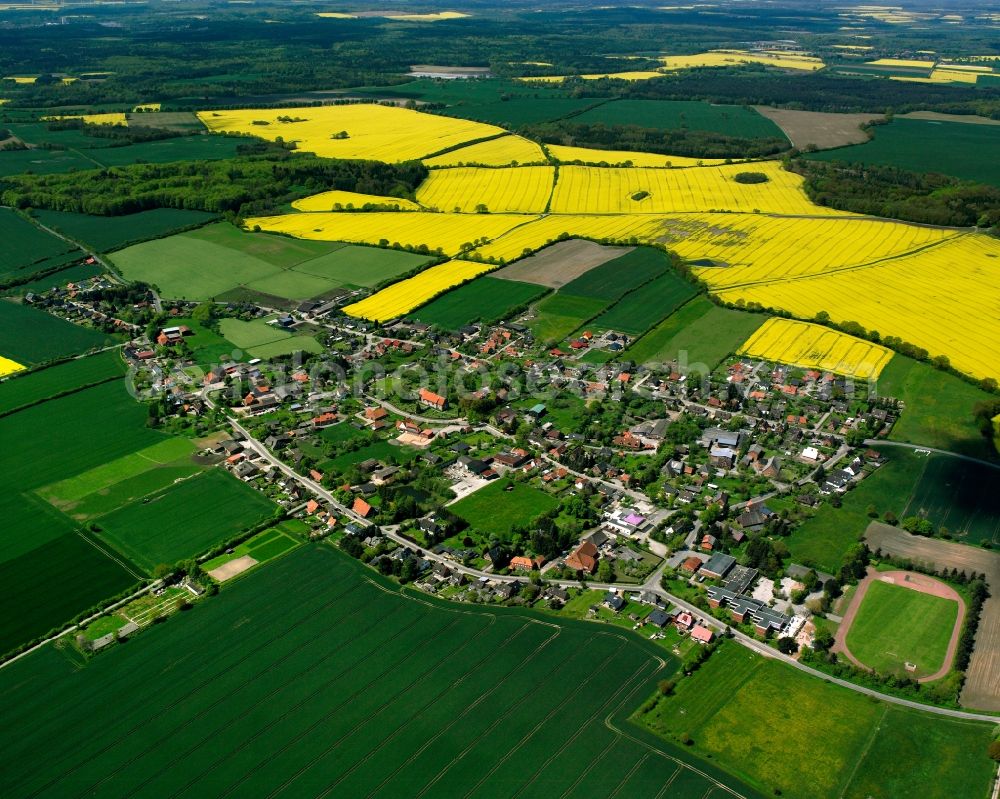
[590,270,697,335]
[717,235,1000,382]
[0,545,751,799]
[291,190,421,212]
[739,317,893,379]
[416,166,555,213]
[343,260,497,321]
[549,162,846,215]
[547,143,728,168]
[248,211,536,258]
[198,104,505,162]
[0,349,124,415]
[423,134,548,167]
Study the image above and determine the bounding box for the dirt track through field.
[866,522,1000,711]
[833,567,965,682]
[490,239,633,287]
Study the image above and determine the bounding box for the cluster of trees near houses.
[0,146,428,219]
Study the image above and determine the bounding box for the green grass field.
[0,349,124,414]
[408,276,547,329]
[94,469,277,572]
[559,246,670,301]
[0,207,78,282]
[845,579,959,677]
[112,223,430,300]
[216,318,321,358]
[590,270,697,335]
[637,641,994,799]
[0,299,115,365]
[626,296,766,369]
[807,118,1000,186]
[451,481,559,538]
[877,355,998,459]
[528,294,607,343]
[32,208,217,253]
[0,147,98,177]
[325,439,420,473]
[575,99,787,139]
[0,545,749,799]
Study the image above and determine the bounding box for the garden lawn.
[325,439,419,472]
[626,296,765,369]
[845,579,959,676]
[408,276,546,329]
[216,318,321,358]
[94,469,277,572]
[451,481,559,538]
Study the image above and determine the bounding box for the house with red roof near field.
[305,499,320,515]
[565,541,599,573]
[418,387,447,411]
[353,497,374,518]
[690,624,714,644]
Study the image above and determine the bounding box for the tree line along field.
[407,276,547,330]
[111,222,433,303]
[0,545,751,799]
[806,118,1000,186]
[0,299,115,366]
[636,641,994,799]
[0,348,124,415]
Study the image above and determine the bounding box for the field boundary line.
[313,622,540,798]
[608,753,650,799]
[557,732,623,798]
[413,633,615,799]
[20,579,368,799]
[837,704,888,799]
[359,623,563,797]
[654,764,684,799]
[161,598,436,799]
[257,615,489,799]
[75,529,145,581]
[125,593,422,799]
[506,656,657,799]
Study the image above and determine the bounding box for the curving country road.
[231,412,1000,724]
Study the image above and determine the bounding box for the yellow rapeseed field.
[739,318,893,379]
[469,214,669,263]
[247,211,536,257]
[4,76,37,84]
[291,190,421,212]
[549,162,838,216]
[197,104,504,163]
[865,58,936,68]
[520,71,666,83]
[416,166,555,213]
[546,144,727,167]
[132,103,162,112]
[0,355,26,378]
[47,112,127,126]
[659,50,824,72]
[423,135,547,167]
[677,214,958,287]
[717,235,1000,382]
[343,260,493,321]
